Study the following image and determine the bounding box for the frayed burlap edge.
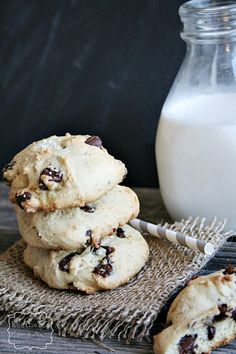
[0,217,233,341]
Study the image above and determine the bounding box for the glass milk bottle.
[156,0,236,230]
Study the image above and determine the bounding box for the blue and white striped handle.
[129,218,215,255]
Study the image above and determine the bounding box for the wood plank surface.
[0,183,235,354]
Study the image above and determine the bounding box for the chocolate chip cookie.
[17,186,139,250]
[23,224,149,294]
[154,267,236,354]
[3,134,127,212]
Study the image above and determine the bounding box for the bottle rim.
[180,0,236,42]
[180,0,236,16]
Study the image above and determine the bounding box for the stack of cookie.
[3,134,149,294]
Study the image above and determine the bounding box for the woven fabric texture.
[0,217,231,341]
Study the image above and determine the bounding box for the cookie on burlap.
[154,267,236,354]
[3,133,127,212]
[17,186,139,250]
[24,224,149,294]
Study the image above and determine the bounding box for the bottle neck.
[180,0,236,44]
[183,39,236,88]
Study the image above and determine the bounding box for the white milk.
[156,93,236,230]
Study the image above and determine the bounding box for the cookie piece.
[17,186,139,250]
[3,134,127,212]
[154,267,236,354]
[23,224,149,294]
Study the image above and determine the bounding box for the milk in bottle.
[156,93,236,229]
[156,0,236,229]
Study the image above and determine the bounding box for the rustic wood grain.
[0,183,235,353]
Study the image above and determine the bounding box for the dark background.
[0,0,185,187]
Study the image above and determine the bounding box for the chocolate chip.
[213,304,227,322]
[59,252,79,272]
[178,334,198,354]
[223,265,236,275]
[207,326,215,340]
[93,258,113,277]
[42,167,63,182]
[2,160,16,173]
[85,230,92,246]
[39,167,63,190]
[116,227,125,238]
[232,309,236,321]
[15,192,32,209]
[86,230,92,237]
[85,136,102,148]
[92,244,114,276]
[39,181,48,190]
[102,246,115,256]
[80,205,95,213]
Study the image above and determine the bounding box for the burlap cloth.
[0,217,232,341]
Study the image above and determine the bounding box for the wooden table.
[0,183,235,354]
